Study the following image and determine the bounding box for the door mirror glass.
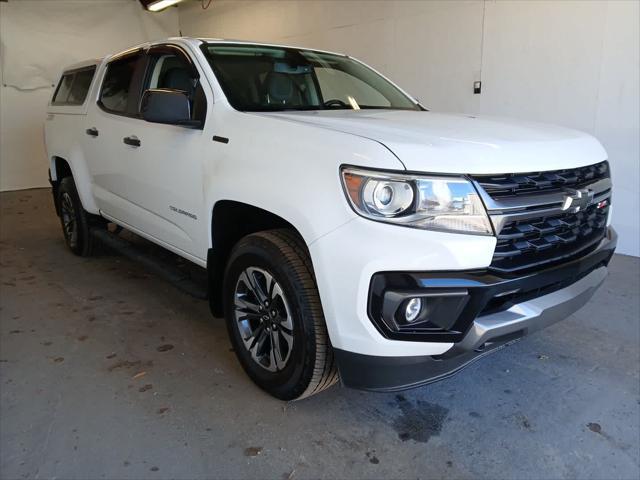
[140,89,201,127]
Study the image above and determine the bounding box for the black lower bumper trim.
[335,335,522,392]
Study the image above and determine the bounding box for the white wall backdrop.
[179,0,639,256]
[0,0,179,192]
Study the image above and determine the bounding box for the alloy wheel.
[60,192,78,248]
[233,266,294,372]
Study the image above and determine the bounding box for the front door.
[115,44,212,262]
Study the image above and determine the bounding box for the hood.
[259,110,607,174]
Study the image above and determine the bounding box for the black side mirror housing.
[140,89,201,128]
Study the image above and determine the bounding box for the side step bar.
[90,228,208,300]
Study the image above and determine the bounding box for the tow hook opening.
[474,330,526,353]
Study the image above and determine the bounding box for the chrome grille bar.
[473,161,610,198]
[471,161,611,274]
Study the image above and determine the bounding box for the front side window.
[52,66,96,105]
[144,48,207,124]
[99,53,142,114]
[201,43,419,112]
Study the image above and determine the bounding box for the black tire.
[56,176,94,256]
[223,229,338,400]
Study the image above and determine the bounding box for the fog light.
[405,297,422,322]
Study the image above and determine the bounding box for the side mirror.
[140,89,201,128]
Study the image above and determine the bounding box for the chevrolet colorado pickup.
[44,38,617,400]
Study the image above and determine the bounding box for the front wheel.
[223,229,338,400]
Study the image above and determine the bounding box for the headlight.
[341,167,493,235]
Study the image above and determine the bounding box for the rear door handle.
[123,135,141,147]
[85,127,99,137]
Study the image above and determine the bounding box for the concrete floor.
[1,188,639,480]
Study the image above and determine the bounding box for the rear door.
[85,49,147,222]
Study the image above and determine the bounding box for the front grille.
[473,161,612,274]
[473,161,610,198]
[491,201,609,273]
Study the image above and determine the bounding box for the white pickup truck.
[45,38,616,400]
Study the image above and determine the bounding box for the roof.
[194,37,347,57]
[64,37,347,72]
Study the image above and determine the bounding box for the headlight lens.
[363,179,414,216]
[341,167,493,235]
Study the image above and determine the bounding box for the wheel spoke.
[238,270,260,302]
[234,294,261,314]
[245,268,269,304]
[279,329,293,352]
[271,282,284,304]
[270,329,285,371]
[278,314,293,331]
[266,274,276,301]
[249,267,271,303]
[268,331,278,370]
[242,322,265,350]
[270,285,292,330]
[250,327,270,366]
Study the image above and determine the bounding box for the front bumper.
[335,228,616,391]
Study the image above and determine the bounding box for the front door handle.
[123,135,141,147]
[85,127,99,137]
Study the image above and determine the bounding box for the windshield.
[201,43,420,112]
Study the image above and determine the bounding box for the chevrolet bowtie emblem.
[562,188,594,212]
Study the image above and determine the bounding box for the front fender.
[202,110,404,248]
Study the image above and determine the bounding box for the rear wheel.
[223,229,338,400]
[57,176,94,256]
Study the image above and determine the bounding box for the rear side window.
[68,69,96,104]
[52,66,96,105]
[99,53,143,115]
